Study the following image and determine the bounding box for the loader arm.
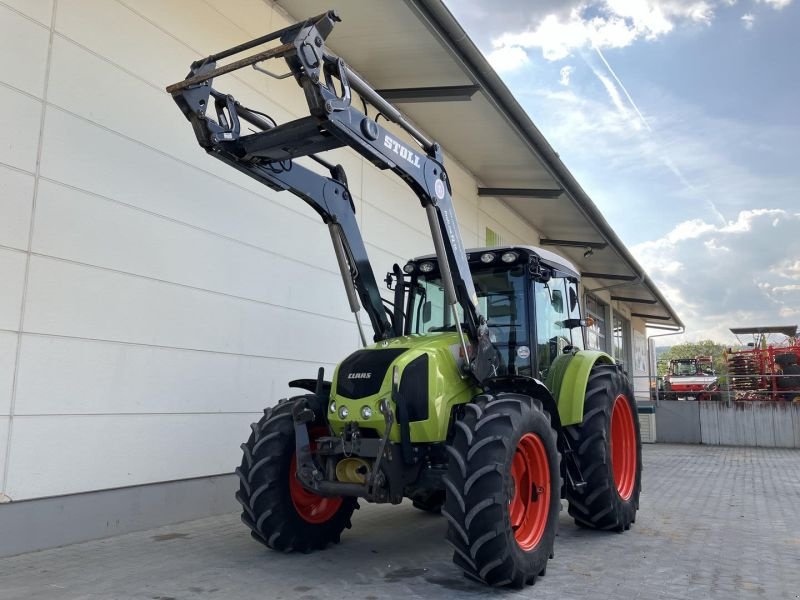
[166,11,497,380]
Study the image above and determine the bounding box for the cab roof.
[411,245,580,279]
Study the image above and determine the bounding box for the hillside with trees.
[657,340,728,378]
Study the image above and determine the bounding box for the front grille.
[335,348,406,399]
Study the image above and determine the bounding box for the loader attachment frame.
[166,10,497,380]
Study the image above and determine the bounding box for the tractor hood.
[328,332,476,443]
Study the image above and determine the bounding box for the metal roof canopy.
[730,326,798,337]
[275,0,682,329]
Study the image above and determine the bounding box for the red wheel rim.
[289,430,343,524]
[610,395,636,501]
[510,433,551,551]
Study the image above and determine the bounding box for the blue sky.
[446,0,800,343]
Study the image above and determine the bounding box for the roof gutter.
[406,0,684,329]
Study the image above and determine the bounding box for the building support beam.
[541,239,608,249]
[581,272,639,281]
[374,84,479,103]
[477,187,563,199]
[611,296,658,304]
[631,313,673,321]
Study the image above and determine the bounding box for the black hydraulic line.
[235,103,276,131]
[344,66,434,152]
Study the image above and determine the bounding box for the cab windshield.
[673,362,697,376]
[413,266,530,375]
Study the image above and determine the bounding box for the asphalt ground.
[1,443,799,600]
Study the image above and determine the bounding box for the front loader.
[167,11,641,588]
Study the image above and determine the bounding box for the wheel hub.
[610,395,636,501]
[509,433,551,551]
[289,430,343,524]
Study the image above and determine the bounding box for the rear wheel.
[565,364,641,531]
[235,395,357,552]
[443,393,561,588]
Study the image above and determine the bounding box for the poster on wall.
[633,330,647,374]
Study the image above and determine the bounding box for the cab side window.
[534,278,572,378]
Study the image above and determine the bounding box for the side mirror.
[560,317,595,329]
[422,300,432,323]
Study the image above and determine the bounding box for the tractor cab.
[398,246,585,381]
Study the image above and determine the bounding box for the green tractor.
[168,12,641,588]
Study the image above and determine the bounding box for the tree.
[657,340,728,378]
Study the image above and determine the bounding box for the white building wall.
[0,0,541,501]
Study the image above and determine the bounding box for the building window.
[485,227,502,246]
[613,313,630,368]
[584,294,607,351]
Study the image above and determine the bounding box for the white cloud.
[741,13,755,28]
[520,79,800,234]
[595,71,631,117]
[633,210,800,342]
[757,0,794,8]
[490,1,719,65]
[559,65,575,85]
[486,44,530,72]
[770,259,800,280]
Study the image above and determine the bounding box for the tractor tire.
[235,395,357,552]
[565,363,641,532]
[443,393,561,588]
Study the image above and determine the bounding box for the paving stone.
[0,444,798,599]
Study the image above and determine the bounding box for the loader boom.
[166,11,497,380]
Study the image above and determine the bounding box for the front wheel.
[565,364,642,531]
[443,393,561,588]
[235,395,357,552]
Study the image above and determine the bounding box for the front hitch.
[292,398,321,485]
[293,396,395,501]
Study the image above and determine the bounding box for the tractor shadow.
[299,502,588,598]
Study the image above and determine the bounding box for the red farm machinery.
[726,326,800,401]
[663,356,717,400]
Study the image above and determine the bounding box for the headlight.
[480,252,495,263]
[501,251,518,263]
[338,405,349,419]
[360,406,373,419]
[403,263,415,274]
[420,261,435,273]
[329,401,336,413]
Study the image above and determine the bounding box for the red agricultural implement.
[663,356,717,400]
[726,326,800,401]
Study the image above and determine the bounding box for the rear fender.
[546,351,616,426]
